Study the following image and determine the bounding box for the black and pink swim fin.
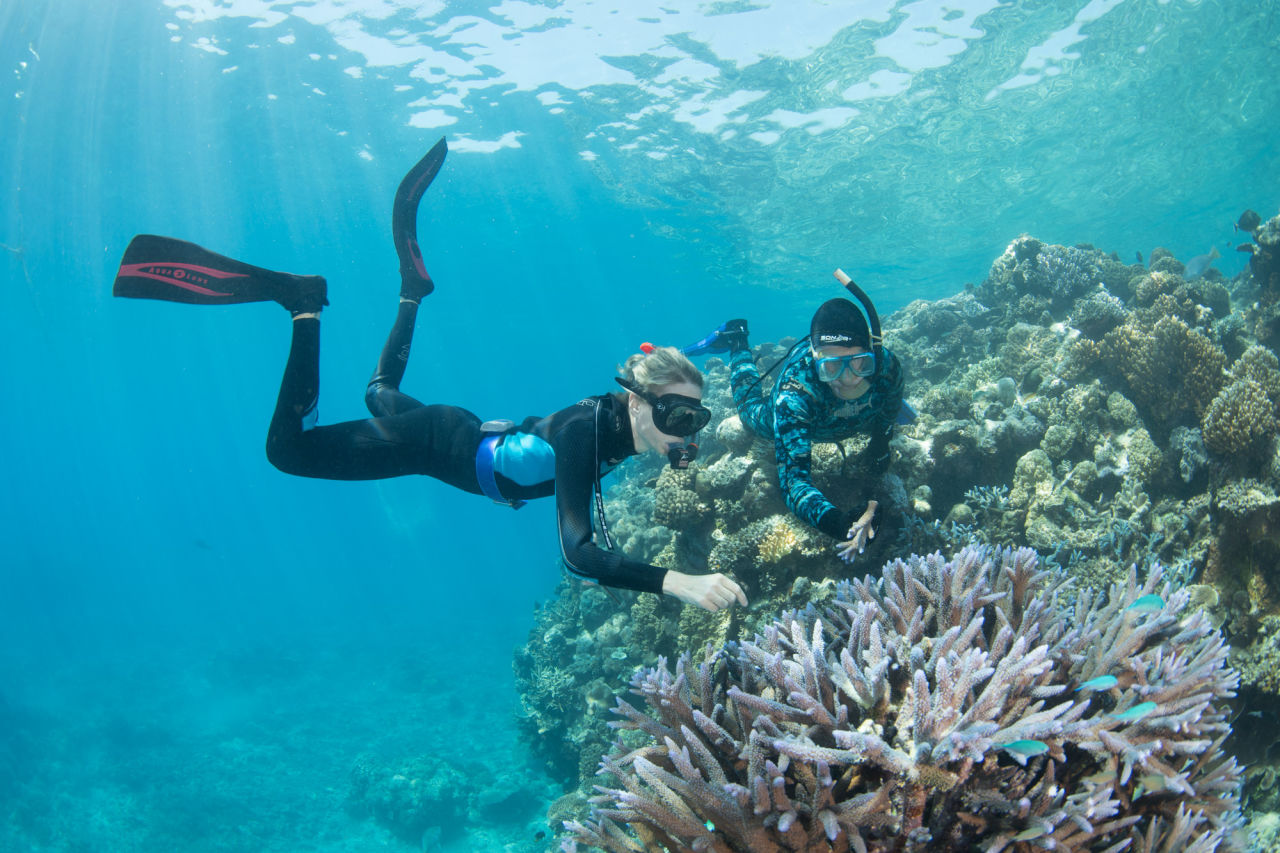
[392,137,447,300]
[113,139,446,310]
[113,234,327,314]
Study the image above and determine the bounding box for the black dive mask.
[615,377,712,437]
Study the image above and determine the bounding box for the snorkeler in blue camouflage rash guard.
[717,299,905,560]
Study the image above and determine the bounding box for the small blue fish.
[1125,594,1164,613]
[1000,739,1049,756]
[1077,675,1118,692]
[1184,246,1220,279]
[1111,701,1156,722]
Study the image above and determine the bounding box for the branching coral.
[1228,345,1280,407]
[1202,379,1277,458]
[1101,316,1227,430]
[1072,290,1128,339]
[758,518,803,564]
[982,237,1105,310]
[565,546,1243,852]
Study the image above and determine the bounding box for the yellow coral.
[758,518,801,563]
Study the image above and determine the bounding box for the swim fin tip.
[392,137,447,300]
[113,234,327,312]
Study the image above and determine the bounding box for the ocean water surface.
[1,0,1276,850]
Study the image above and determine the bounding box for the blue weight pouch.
[475,420,557,509]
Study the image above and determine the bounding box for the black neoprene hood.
[810,297,870,349]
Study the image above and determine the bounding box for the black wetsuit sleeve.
[553,420,667,595]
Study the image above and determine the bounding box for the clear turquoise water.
[1,1,1276,850]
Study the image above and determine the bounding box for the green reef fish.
[1125,594,1164,613]
[999,739,1049,757]
[1083,769,1116,785]
[1111,701,1157,722]
[1077,675,1119,692]
[1013,824,1050,841]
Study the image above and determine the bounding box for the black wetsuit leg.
[266,317,484,492]
[366,299,425,417]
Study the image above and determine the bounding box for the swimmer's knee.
[266,434,305,476]
[365,382,389,417]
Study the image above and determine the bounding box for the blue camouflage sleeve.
[729,349,773,437]
[772,382,842,535]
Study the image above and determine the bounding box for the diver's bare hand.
[663,570,748,612]
[836,500,879,563]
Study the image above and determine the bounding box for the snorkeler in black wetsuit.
[114,138,746,613]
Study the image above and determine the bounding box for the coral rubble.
[566,547,1243,852]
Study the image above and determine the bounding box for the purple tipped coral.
[565,546,1243,852]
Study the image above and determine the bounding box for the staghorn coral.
[566,546,1243,852]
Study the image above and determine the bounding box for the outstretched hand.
[836,500,879,563]
[663,570,749,612]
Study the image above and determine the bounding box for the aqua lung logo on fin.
[119,262,242,296]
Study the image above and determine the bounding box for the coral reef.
[348,749,556,848]
[514,225,1280,845]
[349,754,470,845]
[567,547,1243,852]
